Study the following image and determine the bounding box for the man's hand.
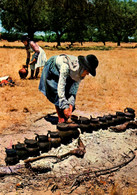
[63,105,73,119]
[64,108,71,118]
[23,65,28,69]
[30,58,36,65]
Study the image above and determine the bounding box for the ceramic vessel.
[5,148,19,165]
[24,138,40,157]
[12,142,29,160]
[48,131,61,148]
[35,133,51,153]
[5,155,19,166]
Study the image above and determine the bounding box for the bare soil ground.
[0,40,137,194]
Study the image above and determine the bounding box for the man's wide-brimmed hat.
[78,54,99,76]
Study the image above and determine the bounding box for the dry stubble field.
[0,41,137,194]
[0,40,137,134]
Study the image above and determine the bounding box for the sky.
[0,21,45,35]
[0,21,5,32]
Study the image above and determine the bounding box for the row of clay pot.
[57,113,135,134]
[5,107,135,166]
[66,108,136,133]
[5,129,80,166]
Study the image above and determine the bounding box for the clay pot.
[38,142,51,153]
[79,123,91,133]
[48,131,61,148]
[12,142,29,160]
[24,138,40,157]
[5,156,19,166]
[124,112,135,120]
[5,148,19,165]
[57,122,79,131]
[18,68,28,79]
[24,138,38,148]
[57,123,69,131]
[96,117,108,130]
[116,116,127,124]
[5,148,17,157]
[35,133,51,153]
[98,121,108,130]
[71,129,80,139]
[116,111,126,117]
[110,114,117,118]
[124,107,135,114]
[90,118,100,131]
[58,129,80,144]
[127,121,137,129]
[103,115,112,120]
[71,115,79,123]
[115,112,133,125]
[105,114,120,126]
[106,119,116,126]
[26,147,40,157]
[125,116,133,121]
[35,134,48,142]
[111,117,121,126]
[97,116,106,122]
[103,115,115,127]
[79,116,90,124]
[90,118,99,123]
[48,131,60,138]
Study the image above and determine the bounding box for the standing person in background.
[39,54,99,123]
[21,35,47,79]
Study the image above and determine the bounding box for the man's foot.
[34,76,39,80]
[28,76,34,80]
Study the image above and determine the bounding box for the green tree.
[45,0,90,46]
[89,0,137,46]
[89,0,112,45]
[109,0,137,46]
[0,0,48,38]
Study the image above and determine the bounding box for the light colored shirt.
[56,55,82,109]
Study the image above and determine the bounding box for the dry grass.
[0,40,137,133]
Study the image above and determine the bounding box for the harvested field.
[0,40,137,194]
[0,41,137,133]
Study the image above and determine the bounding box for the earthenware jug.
[48,131,61,148]
[35,133,48,142]
[79,116,90,125]
[97,117,108,130]
[24,138,40,157]
[35,133,51,153]
[57,122,79,131]
[103,115,115,127]
[26,147,40,157]
[79,123,92,133]
[5,148,17,157]
[116,111,126,117]
[58,129,80,144]
[71,115,79,123]
[12,142,29,160]
[124,112,135,120]
[124,107,135,114]
[24,138,38,148]
[5,148,19,165]
[5,155,19,166]
[90,118,100,131]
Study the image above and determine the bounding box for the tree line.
[0,0,137,46]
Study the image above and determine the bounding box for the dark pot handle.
[35,133,39,141]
